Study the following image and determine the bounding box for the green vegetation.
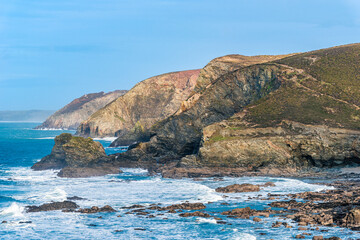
[207,134,236,144]
[213,44,360,131]
[277,43,360,106]
[114,114,125,122]
[244,80,360,130]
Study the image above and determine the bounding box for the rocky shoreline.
[14,176,360,239]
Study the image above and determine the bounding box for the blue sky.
[0,0,360,110]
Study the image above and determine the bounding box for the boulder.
[344,208,360,227]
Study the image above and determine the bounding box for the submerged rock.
[32,133,120,177]
[26,201,79,212]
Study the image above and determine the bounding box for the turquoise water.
[0,122,358,239]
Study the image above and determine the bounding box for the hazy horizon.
[1,0,360,111]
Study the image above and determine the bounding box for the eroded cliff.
[77,70,200,138]
[36,90,127,130]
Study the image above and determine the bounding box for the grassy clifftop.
[277,43,360,106]
[239,44,360,130]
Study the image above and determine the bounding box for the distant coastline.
[0,110,54,122]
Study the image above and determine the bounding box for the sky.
[0,0,360,111]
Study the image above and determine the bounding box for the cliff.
[114,43,360,176]
[35,90,127,130]
[76,70,200,139]
[177,54,294,114]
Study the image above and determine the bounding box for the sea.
[0,122,358,240]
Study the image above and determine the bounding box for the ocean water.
[0,122,358,240]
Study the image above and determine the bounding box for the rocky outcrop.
[194,121,360,171]
[76,205,116,213]
[76,70,200,138]
[26,201,79,212]
[32,133,120,177]
[36,90,127,130]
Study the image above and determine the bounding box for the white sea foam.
[43,187,67,202]
[2,167,58,182]
[92,137,118,142]
[121,168,148,174]
[270,178,334,193]
[33,128,70,131]
[230,233,257,240]
[197,218,217,224]
[0,203,24,217]
[28,137,55,140]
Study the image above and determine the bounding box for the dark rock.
[26,201,78,212]
[134,228,146,231]
[159,203,206,211]
[221,207,275,219]
[58,165,121,178]
[67,196,87,201]
[216,184,260,193]
[76,205,116,213]
[121,204,145,209]
[19,221,32,224]
[179,211,211,218]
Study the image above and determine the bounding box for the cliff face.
[178,54,293,114]
[120,64,287,162]
[76,70,200,138]
[36,90,127,130]
[195,121,360,171]
[116,43,360,176]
